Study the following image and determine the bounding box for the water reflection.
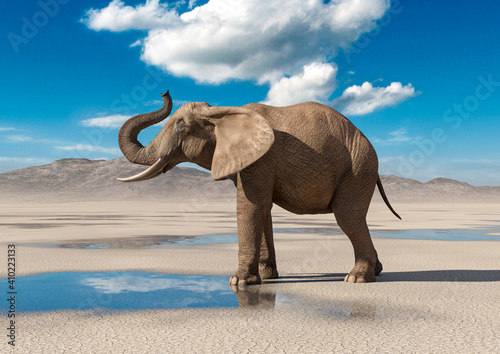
[0,271,378,322]
[231,283,378,321]
[0,272,237,312]
[230,283,277,308]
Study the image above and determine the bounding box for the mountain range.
[1,158,498,203]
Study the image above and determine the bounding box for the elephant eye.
[175,120,188,136]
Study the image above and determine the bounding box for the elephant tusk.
[117,158,168,182]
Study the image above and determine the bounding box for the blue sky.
[1,0,499,186]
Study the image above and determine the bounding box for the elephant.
[117,90,401,286]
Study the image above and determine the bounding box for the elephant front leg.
[229,203,264,287]
[230,171,275,287]
[259,212,279,280]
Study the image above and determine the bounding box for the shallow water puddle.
[24,226,500,250]
[0,272,238,312]
[26,233,239,249]
[0,271,381,320]
[372,227,500,241]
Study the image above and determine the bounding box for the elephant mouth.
[117,158,170,182]
[162,162,173,174]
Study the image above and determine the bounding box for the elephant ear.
[202,106,275,180]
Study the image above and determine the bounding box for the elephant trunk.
[118,91,172,165]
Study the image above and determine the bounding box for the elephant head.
[117,91,275,182]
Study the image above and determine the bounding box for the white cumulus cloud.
[80,114,130,129]
[82,1,420,112]
[263,62,337,106]
[332,81,418,116]
[82,0,179,32]
[82,0,389,86]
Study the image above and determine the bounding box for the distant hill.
[0,158,499,203]
[377,175,500,203]
[0,158,234,202]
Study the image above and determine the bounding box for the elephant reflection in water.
[232,282,377,321]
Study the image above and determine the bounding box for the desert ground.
[1,201,499,353]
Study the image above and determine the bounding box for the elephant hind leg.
[331,193,380,283]
[335,211,379,283]
[259,212,279,280]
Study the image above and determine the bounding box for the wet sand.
[1,201,499,353]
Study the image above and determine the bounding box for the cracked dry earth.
[1,202,500,352]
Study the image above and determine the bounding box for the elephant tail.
[377,176,402,220]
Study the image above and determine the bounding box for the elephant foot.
[259,263,279,280]
[344,260,377,283]
[344,273,374,283]
[229,272,261,288]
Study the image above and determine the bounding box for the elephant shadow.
[230,270,499,321]
[231,270,499,308]
[261,270,500,283]
[377,269,500,282]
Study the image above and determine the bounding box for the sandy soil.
[1,201,499,353]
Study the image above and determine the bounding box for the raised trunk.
[118,91,172,165]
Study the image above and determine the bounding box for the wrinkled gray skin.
[118,91,400,287]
